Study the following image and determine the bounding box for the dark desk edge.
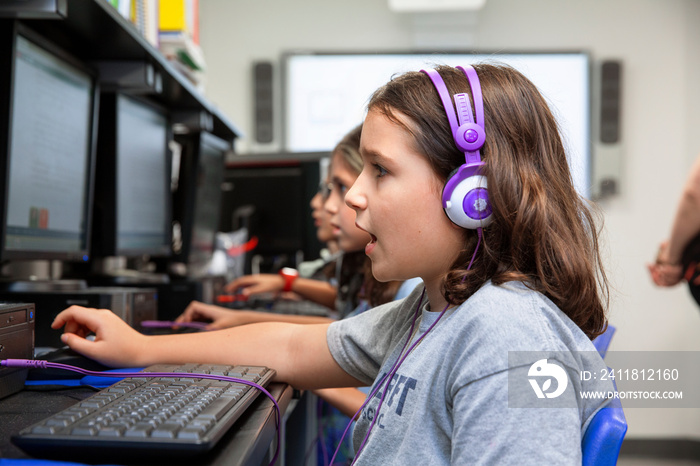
[212,382,293,466]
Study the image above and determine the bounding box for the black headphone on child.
[421,65,493,230]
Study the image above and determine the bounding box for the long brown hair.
[367,64,608,339]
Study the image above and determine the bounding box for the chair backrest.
[592,325,616,358]
[581,379,628,466]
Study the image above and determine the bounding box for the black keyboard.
[12,363,275,461]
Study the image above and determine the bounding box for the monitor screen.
[173,132,228,272]
[219,158,322,274]
[91,93,172,259]
[284,52,591,198]
[2,30,96,261]
[115,94,171,255]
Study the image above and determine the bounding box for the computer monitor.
[0,24,98,262]
[219,157,323,274]
[92,92,172,258]
[172,132,229,274]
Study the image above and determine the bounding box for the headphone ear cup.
[442,167,493,229]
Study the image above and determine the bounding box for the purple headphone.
[421,65,493,229]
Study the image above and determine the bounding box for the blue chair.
[592,325,616,358]
[581,378,628,466]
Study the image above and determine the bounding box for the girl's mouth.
[365,233,377,255]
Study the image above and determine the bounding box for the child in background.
[54,63,612,464]
[296,174,340,280]
[174,125,417,330]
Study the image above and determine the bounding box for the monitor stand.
[92,256,170,285]
[0,261,88,291]
[102,269,170,285]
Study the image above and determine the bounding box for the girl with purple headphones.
[53,63,613,463]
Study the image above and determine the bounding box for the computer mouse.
[27,347,110,380]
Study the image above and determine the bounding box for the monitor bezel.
[0,22,99,263]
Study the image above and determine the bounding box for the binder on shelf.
[159,0,186,32]
[142,0,159,47]
[159,0,198,42]
[157,0,203,89]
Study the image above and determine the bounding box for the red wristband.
[279,267,299,292]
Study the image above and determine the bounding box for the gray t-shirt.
[327,281,613,465]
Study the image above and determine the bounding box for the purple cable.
[1,359,281,466]
[462,227,482,283]
[353,300,450,461]
[332,229,483,464]
[317,395,329,465]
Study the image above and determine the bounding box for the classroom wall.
[199,0,700,439]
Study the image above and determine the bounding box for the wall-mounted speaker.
[253,61,274,144]
[593,60,623,199]
[600,61,622,144]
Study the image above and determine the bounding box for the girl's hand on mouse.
[51,305,149,368]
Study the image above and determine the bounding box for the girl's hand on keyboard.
[51,305,149,368]
[175,301,250,330]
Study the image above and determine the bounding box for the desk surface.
[0,381,292,465]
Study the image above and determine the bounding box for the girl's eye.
[374,163,388,177]
[329,181,347,195]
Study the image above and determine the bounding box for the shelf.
[0,0,240,142]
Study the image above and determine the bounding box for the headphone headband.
[420,65,485,166]
[420,65,493,229]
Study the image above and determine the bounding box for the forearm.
[313,387,367,419]
[235,310,333,325]
[666,192,700,263]
[136,322,361,389]
[290,278,337,309]
[665,156,700,263]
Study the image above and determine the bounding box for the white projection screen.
[283,52,591,198]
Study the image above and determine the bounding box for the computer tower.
[88,287,158,331]
[0,303,35,399]
[0,288,156,349]
[87,275,226,321]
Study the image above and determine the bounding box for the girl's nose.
[345,173,366,211]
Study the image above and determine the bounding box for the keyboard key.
[125,423,154,437]
[152,422,181,439]
[72,425,98,436]
[178,425,207,440]
[31,425,56,434]
[98,426,125,437]
[197,396,238,421]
